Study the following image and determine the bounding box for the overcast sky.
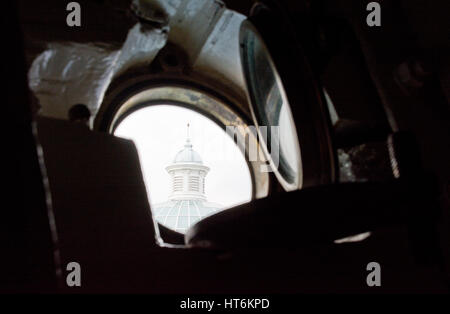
[114,105,252,208]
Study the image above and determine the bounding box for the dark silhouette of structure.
[3,0,449,294]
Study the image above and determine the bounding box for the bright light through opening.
[114,105,252,233]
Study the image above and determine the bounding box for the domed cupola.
[165,124,210,201]
[153,123,222,233]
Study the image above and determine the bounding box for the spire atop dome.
[173,123,203,164]
[185,123,192,148]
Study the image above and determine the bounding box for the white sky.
[114,105,252,208]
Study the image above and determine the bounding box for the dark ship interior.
[3,0,450,294]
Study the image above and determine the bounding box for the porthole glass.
[240,21,302,190]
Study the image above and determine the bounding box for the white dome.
[173,139,203,164]
[153,199,222,233]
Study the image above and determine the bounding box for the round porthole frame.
[95,78,271,203]
[239,3,337,191]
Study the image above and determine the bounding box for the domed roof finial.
[185,123,192,148]
[172,122,203,163]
